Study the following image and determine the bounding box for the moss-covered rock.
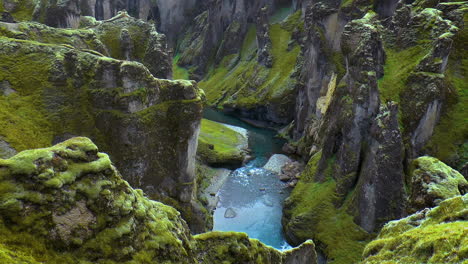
[362,194,468,264]
[0,138,318,263]
[197,119,249,167]
[0,29,203,231]
[408,156,468,213]
[0,15,172,79]
[197,15,301,126]
[0,137,197,263]
[195,231,317,264]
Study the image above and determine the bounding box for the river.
[203,109,292,250]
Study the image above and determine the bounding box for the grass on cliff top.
[198,20,300,109]
[197,119,247,165]
[286,152,371,264]
[425,14,468,165]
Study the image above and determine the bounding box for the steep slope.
[0,137,318,263]
[0,18,207,232]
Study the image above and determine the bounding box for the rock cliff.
[0,137,318,263]
[0,18,205,232]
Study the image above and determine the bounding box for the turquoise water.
[204,109,292,250]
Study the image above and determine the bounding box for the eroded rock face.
[408,156,468,213]
[283,1,467,262]
[0,30,203,231]
[195,232,317,264]
[257,6,273,67]
[0,16,172,79]
[176,0,279,77]
[0,138,318,263]
[351,102,406,232]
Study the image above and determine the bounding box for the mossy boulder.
[197,119,249,167]
[0,137,197,263]
[408,156,468,213]
[0,138,318,263]
[362,194,468,264]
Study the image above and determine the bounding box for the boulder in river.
[224,208,237,218]
[263,154,292,174]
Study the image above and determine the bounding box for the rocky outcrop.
[362,194,468,264]
[89,15,172,79]
[408,156,467,213]
[350,102,406,233]
[195,232,317,264]
[0,138,318,263]
[257,6,274,67]
[0,24,204,231]
[197,119,249,168]
[264,154,293,174]
[0,16,172,79]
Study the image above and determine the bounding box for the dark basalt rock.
[257,6,274,68]
[0,11,14,22]
[351,102,406,232]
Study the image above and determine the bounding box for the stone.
[224,208,237,218]
[0,138,16,159]
[279,161,304,182]
[264,154,293,174]
[408,156,468,213]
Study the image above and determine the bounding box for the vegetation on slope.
[283,152,371,264]
[198,12,301,115]
[197,119,248,166]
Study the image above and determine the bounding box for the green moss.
[410,156,467,201]
[0,219,78,264]
[284,152,371,264]
[0,40,55,151]
[378,45,428,103]
[98,26,123,59]
[173,54,190,80]
[197,119,247,165]
[0,0,35,21]
[199,22,300,111]
[280,10,303,32]
[194,231,284,263]
[362,195,468,264]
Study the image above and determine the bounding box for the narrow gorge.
[0,0,466,263]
